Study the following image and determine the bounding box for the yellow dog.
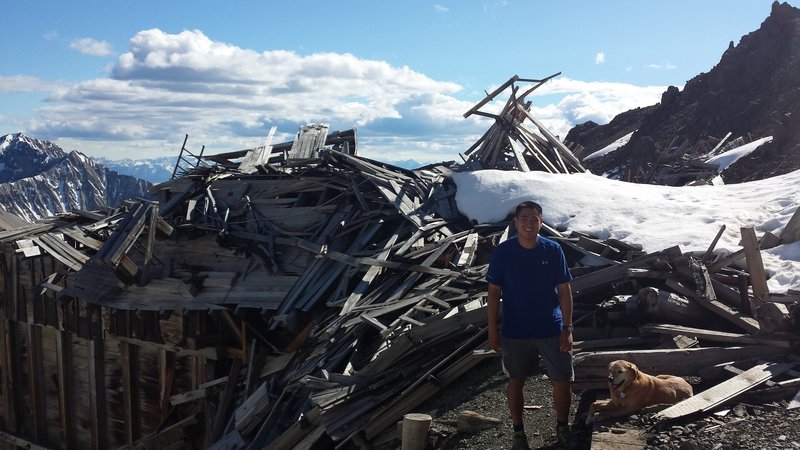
[586,359,693,424]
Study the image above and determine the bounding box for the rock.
[456,410,502,433]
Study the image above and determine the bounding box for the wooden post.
[400,413,431,450]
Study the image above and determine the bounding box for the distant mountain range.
[566,1,800,184]
[96,156,176,184]
[0,133,152,223]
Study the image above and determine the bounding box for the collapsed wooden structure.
[460,73,586,174]
[0,78,797,450]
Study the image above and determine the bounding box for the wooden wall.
[0,245,220,449]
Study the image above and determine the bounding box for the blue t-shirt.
[486,235,572,339]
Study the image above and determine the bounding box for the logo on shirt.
[541,260,549,265]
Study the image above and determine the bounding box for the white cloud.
[595,52,605,64]
[22,29,667,164]
[434,4,449,13]
[646,62,677,71]
[29,29,472,160]
[530,77,668,136]
[0,76,57,93]
[70,38,114,56]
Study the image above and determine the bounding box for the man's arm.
[487,283,502,352]
[558,281,574,352]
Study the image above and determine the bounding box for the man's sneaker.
[555,423,571,447]
[511,430,530,450]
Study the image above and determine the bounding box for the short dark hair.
[515,201,543,217]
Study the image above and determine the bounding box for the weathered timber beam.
[514,103,587,172]
[640,323,790,348]
[88,337,108,449]
[463,75,520,118]
[741,227,770,308]
[121,341,142,443]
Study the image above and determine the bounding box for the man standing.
[486,201,574,450]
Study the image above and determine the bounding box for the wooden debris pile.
[0,86,797,450]
[568,215,800,428]
[0,127,515,449]
[459,73,587,174]
[584,131,764,186]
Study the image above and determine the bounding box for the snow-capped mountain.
[0,133,152,223]
[96,156,176,184]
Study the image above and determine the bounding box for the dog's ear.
[625,361,638,375]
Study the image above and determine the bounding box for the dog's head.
[607,360,637,391]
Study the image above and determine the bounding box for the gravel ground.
[641,403,800,450]
[409,358,592,450]
[387,358,800,450]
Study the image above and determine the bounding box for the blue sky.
[0,0,793,164]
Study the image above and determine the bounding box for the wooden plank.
[121,341,141,443]
[31,236,82,271]
[508,138,531,172]
[571,246,682,298]
[340,233,399,314]
[514,102,586,172]
[144,205,158,266]
[118,414,198,450]
[234,381,270,434]
[654,362,795,420]
[360,315,387,332]
[779,205,800,243]
[788,388,800,410]
[209,358,242,444]
[0,314,15,432]
[88,337,108,449]
[456,232,479,267]
[55,330,76,448]
[741,227,770,307]
[665,277,760,334]
[640,323,790,348]
[463,75,520,118]
[573,345,787,390]
[0,429,53,450]
[26,324,46,440]
[169,387,208,406]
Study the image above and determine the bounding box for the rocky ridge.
[0,133,152,222]
[567,1,800,184]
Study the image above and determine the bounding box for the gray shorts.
[501,335,574,381]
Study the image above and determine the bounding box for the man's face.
[514,207,543,240]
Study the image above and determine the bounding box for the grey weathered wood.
[654,362,795,420]
[779,206,800,244]
[573,346,788,390]
[741,227,770,308]
[640,323,791,348]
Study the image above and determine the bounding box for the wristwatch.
[563,324,574,333]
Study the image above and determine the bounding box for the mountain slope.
[0,133,152,222]
[568,1,800,184]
